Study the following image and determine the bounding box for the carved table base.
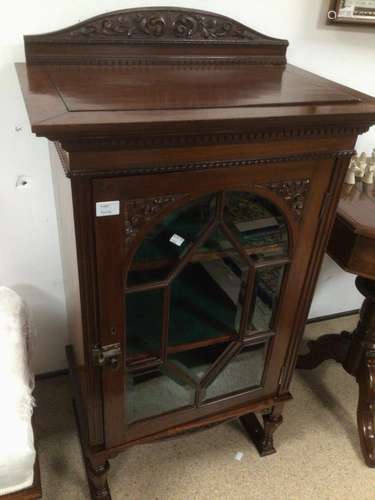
[297,277,375,467]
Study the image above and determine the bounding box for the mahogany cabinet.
[17,7,375,499]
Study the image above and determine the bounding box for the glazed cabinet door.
[93,158,332,447]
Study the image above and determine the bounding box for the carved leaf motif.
[71,14,167,38]
[124,195,184,247]
[173,14,257,40]
[67,11,265,42]
[264,179,311,220]
[174,15,199,38]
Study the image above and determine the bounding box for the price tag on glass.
[170,234,185,247]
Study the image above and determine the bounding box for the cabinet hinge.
[278,365,287,386]
[92,343,122,369]
[319,191,332,220]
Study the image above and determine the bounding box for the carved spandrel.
[123,195,185,248]
[263,179,311,220]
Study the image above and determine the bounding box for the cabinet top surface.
[21,64,362,113]
[16,7,375,140]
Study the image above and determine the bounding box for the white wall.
[1,1,374,374]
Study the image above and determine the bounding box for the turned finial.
[363,151,375,185]
[345,154,361,185]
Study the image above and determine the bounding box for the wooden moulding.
[24,7,288,66]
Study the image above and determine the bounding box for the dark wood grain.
[16,7,375,498]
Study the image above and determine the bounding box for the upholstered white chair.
[0,287,38,497]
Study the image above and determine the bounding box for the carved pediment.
[28,8,286,46]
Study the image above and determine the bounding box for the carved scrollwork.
[25,7,288,64]
[124,195,185,247]
[174,15,198,38]
[73,14,167,38]
[173,14,258,40]
[140,15,166,37]
[263,179,311,220]
[34,9,282,45]
[69,12,261,41]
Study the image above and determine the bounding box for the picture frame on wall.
[328,0,375,25]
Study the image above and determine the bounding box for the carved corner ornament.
[123,195,185,246]
[263,179,311,220]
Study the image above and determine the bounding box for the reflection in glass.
[169,343,230,382]
[124,190,287,421]
[127,266,171,287]
[126,289,163,356]
[127,367,194,424]
[224,192,288,258]
[203,342,266,401]
[132,195,215,265]
[248,266,285,332]
[169,255,247,346]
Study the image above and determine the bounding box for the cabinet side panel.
[49,142,85,366]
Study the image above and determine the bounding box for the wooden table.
[298,181,375,467]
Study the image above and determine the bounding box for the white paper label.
[234,452,244,461]
[169,234,185,246]
[96,201,120,217]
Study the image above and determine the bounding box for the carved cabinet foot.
[86,458,111,500]
[240,404,284,456]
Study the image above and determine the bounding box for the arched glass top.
[127,191,288,286]
[125,191,290,424]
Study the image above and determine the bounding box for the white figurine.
[363,157,375,185]
[357,152,368,178]
[345,154,361,185]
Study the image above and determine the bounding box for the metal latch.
[92,343,121,369]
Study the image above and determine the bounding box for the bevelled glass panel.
[223,192,288,258]
[126,367,194,424]
[131,194,216,266]
[169,343,230,383]
[126,289,163,357]
[203,342,267,401]
[169,241,248,346]
[248,265,285,332]
[199,226,233,254]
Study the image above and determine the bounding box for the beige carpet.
[34,315,375,500]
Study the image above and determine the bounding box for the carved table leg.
[296,332,352,369]
[354,277,375,468]
[296,276,375,468]
[240,403,284,456]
